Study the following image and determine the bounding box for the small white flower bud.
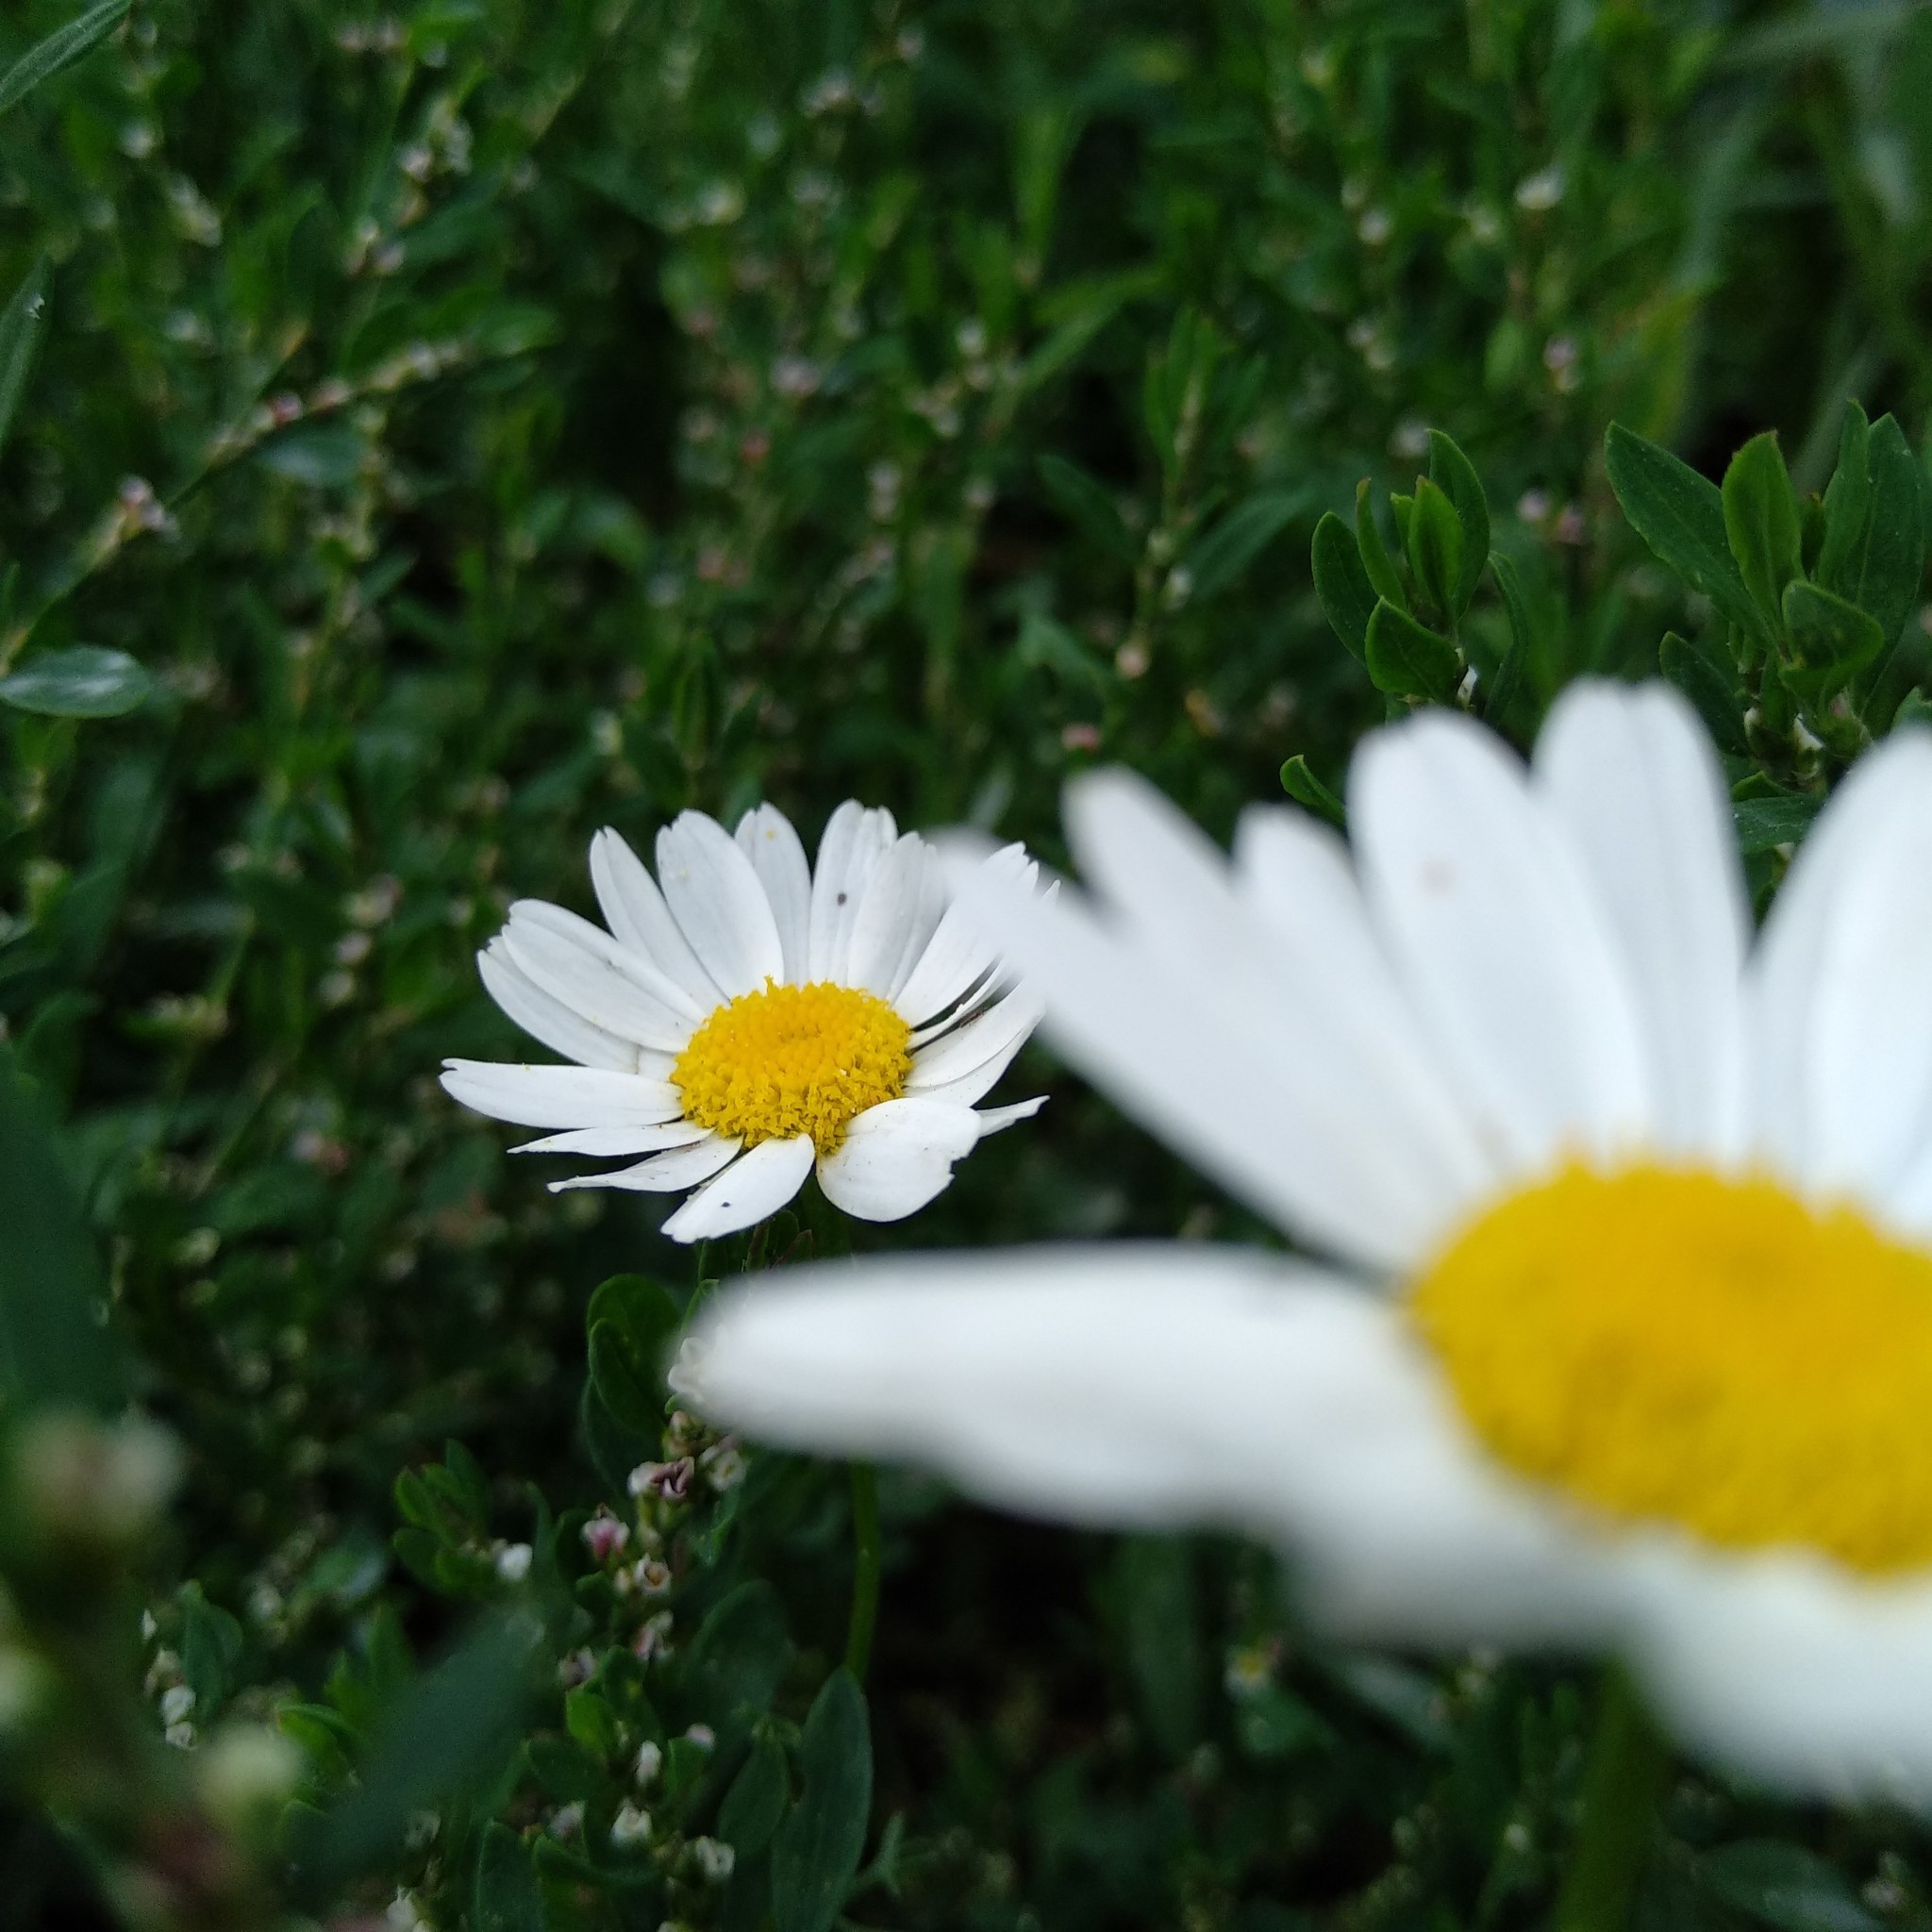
[692,1837,735,1882]
[159,1683,197,1725]
[610,1800,652,1848]
[633,1739,663,1787]
[494,1542,533,1583]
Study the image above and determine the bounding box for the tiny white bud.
[634,1739,663,1787]
[692,1837,735,1882]
[610,1800,653,1848]
[159,1683,197,1725]
[494,1542,533,1583]
[549,1801,584,1840]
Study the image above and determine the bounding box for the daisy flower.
[685,680,1932,1798]
[441,802,1043,1241]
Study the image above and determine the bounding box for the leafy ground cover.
[3,0,1932,1925]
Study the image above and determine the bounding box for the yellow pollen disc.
[1409,1163,1932,1574]
[672,980,912,1157]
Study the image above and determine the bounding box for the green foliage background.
[3,0,1932,1925]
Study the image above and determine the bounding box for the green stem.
[845,1460,882,1680]
[1556,1670,1672,1932]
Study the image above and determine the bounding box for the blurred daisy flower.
[441,803,1043,1241]
[689,681,1932,1798]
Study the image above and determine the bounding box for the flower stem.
[845,1460,882,1679]
[1556,1669,1672,1932]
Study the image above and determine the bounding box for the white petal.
[656,811,786,998]
[476,944,641,1072]
[440,1059,683,1128]
[1533,681,1749,1162]
[1622,1543,1932,1801]
[1230,802,1498,1208]
[509,1121,709,1156]
[815,1098,983,1222]
[509,899,704,1022]
[808,801,897,983]
[663,1133,816,1241]
[589,827,722,1007]
[892,842,1033,1024]
[500,907,696,1052]
[945,856,1424,1271]
[1748,731,1932,1204]
[974,1096,1045,1135]
[735,806,813,982]
[551,1134,741,1194]
[1351,708,1653,1174]
[689,1246,1618,1645]
[846,835,941,998]
[906,985,1043,1105]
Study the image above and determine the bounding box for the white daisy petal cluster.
[441,802,1044,1241]
[686,679,1932,1799]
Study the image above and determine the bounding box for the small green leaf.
[1702,1840,1881,1932]
[1354,479,1407,608]
[589,1322,659,1435]
[1427,428,1490,614]
[772,1670,873,1932]
[1310,511,1374,661]
[687,1580,791,1719]
[721,1735,791,1858]
[1722,431,1802,635]
[1659,630,1748,756]
[473,1822,545,1932]
[0,256,49,459]
[1182,487,1312,601]
[1605,424,1762,641]
[1406,476,1465,621]
[0,0,129,119]
[1278,755,1344,826]
[1365,599,1461,703]
[1732,792,1820,855]
[1484,550,1533,729]
[1826,413,1924,646]
[308,1613,539,1882]
[1233,1683,1331,1762]
[0,1049,123,1413]
[1781,579,1884,698]
[1817,399,1871,590]
[0,645,151,718]
[1037,455,1136,563]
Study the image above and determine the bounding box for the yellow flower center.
[1410,1163,1932,1574]
[672,980,912,1156]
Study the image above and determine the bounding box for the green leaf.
[1037,455,1136,563]
[721,1735,791,1858]
[0,1049,123,1413]
[1702,1841,1881,1932]
[1826,413,1924,646]
[1605,424,1761,641]
[772,1670,873,1932]
[0,256,48,460]
[1016,610,1110,691]
[585,1274,681,1435]
[1310,511,1374,661]
[473,1822,546,1932]
[308,1612,539,1882]
[0,0,128,118]
[1181,487,1311,601]
[1659,630,1748,756]
[1817,400,1871,591]
[688,1580,791,1719]
[0,645,151,718]
[1732,792,1820,855]
[1722,431,1802,633]
[177,1582,244,1717]
[1781,579,1885,697]
[1278,755,1344,826]
[1365,599,1461,703]
[1233,1683,1331,1762]
[1354,479,1407,608]
[1116,1535,1201,1756]
[1427,428,1490,615]
[1406,476,1465,622]
[1484,550,1532,729]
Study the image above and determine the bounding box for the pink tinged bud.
[581,1509,630,1563]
